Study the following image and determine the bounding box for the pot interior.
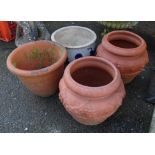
[110,39,138,48]
[107,32,142,49]
[71,66,113,87]
[53,26,96,47]
[12,44,62,70]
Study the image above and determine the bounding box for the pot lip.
[51,26,97,49]
[63,56,122,97]
[102,30,147,56]
[7,40,67,77]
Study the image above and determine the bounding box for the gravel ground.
[0,21,154,133]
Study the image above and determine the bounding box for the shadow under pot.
[59,56,126,125]
[96,30,149,84]
[7,40,67,97]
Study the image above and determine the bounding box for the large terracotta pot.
[96,30,149,84]
[59,56,126,125]
[7,40,67,97]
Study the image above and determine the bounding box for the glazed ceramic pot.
[96,30,149,84]
[51,26,97,62]
[7,40,67,97]
[59,56,126,125]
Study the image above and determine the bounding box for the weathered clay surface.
[59,56,126,125]
[96,30,149,84]
[7,40,67,97]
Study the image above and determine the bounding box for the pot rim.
[51,26,97,49]
[102,30,147,56]
[63,56,122,98]
[6,40,67,77]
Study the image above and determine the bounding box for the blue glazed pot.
[51,26,97,62]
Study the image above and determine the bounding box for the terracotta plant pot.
[96,30,149,84]
[59,56,126,125]
[7,40,67,97]
[51,26,97,62]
